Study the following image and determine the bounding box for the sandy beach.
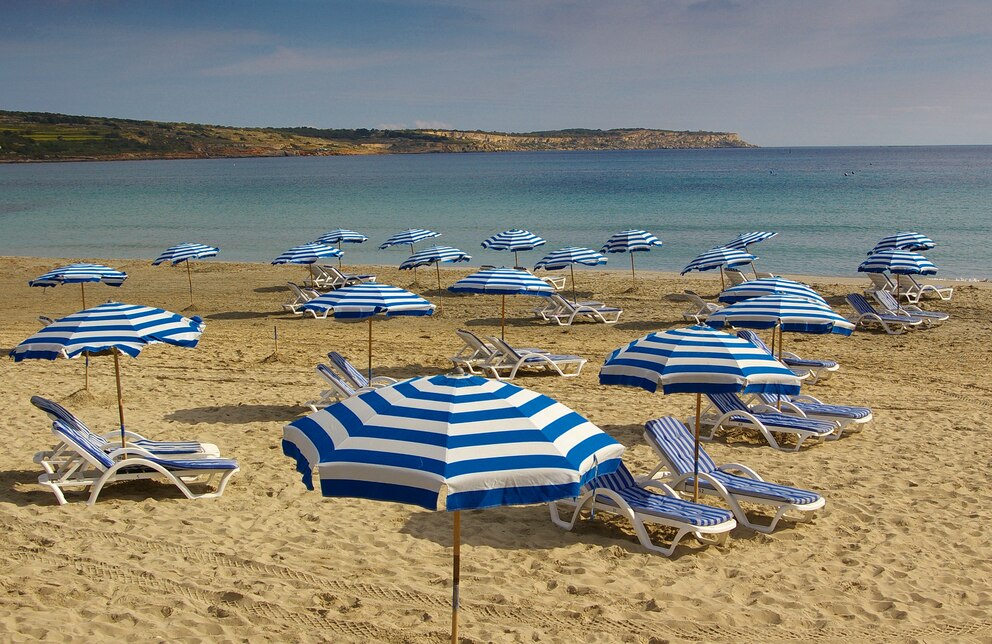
[1,255,989,643]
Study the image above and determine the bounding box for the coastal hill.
[0,110,753,162]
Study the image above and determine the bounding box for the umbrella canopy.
[283,373,624,642]
[400,245,472,270]
[481,229,546,267]
[272,242,344,265]
[10,302,204,447]
[152,242,219,265]
[302,283,435,378]
[379,229,442,250]
[448,268,553,339]
[30,262,128,308]
[858,250,937,275]
[705,294,855,336]
[314,229,368,245]
[152,242,220,308]
[600,325,801,501]
[534,247,607,302]
[600,229,664,284]
[867,232,935,255]
[681,246,757,275]
[718,278,827,305]
[723,231,778,250]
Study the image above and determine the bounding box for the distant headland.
[0,110,754,163]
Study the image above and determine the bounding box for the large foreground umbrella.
[600,325,800,500]
[481,229,546,267]
[399,245,471,312]
[600,229,663,285]
[10,302,204,448]
[681,246,757,290]
[282,373,624,643]
[867,232,935,255]
[313,229,368,268]
[718,277,826,305]
[152,242,220,308]
[30,263,128,308]
[302,283,435,378]
[534,246,607,303]
[448,268,553,340]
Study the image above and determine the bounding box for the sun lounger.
[323,265,376,287]
[846,293,923,335]
[546,293,622,326]
[865,272,897,294]
[539,275,566,290]
[483,336,586,380]
[896,274,952,302]
[725,268,748,286]
[533,296,605,321]
[283,282,321,314]
[31,395,220,460]
[449,329,548,374]
[694,392,840,451]
[871,290,949,327]
[549,461,736,555]
[681,290,724,324]
[751,392,872,434]
[39,420,239,506]
[735,329,837,384]
[305,364,371,412]
[38,315,54,327]
[642,417,824,533]
[753,270,776,279]
[327,351,398,389]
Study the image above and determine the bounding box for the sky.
[2,0,991,146]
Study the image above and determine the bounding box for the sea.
[1,146,989,278]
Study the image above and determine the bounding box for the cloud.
[200,46,396,77]
[414,119,453,129]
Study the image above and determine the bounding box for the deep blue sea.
[1,146,989,278]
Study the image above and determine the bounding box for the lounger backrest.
[736,329,772,355]
[873,289,900,312]
[549,293,573,310]
[288,282,310,301]
[644,417,717,476]
[707,392,750,414]
[868,273,893,290]
[845,293,877,316]
[584,461,637,493]
[756,392,794,407]
[455,329,493,358]
[328,352,368,388]
[51,420,114,469]
[487,336,523,361]
[683,290,706,307]
[316,363,355,397]
[30,395,108,446]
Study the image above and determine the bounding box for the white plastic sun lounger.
[896,274,952,302]
[305,364,372,412]
[642,417,825,533]
[865,272,897,294]
[549,461,736,556]
[327,351,397,389]
[283,282,321,314]
[323,265,376,287]
[871,290,949,327]
[846,293,923,334]
[681,290,724,324]
[725,268,748,285]
[449,329,548,374]
[751,392,872,434]
[694,392,840,451]
[546,293,622,326]
[735,329,837,384]
[40,420,239,506]
[31,395,220,462]
[484,336,586,380]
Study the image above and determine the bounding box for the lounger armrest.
[781,351,804,361]
[790,394,824,404]
[716,463,764,481]
[752,402,806,417]
[639,480,680,498]
[665,471,732,498]
[369,376,398,386]
[105,445,169,460]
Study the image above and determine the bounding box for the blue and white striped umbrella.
[314,229,368,245]
[152,242,220,307]
[449,268,553,339]
[152,242,219,266]
[600,325,801,500]
[30,263,128,309]
[867,232,935,255]
[379,228,442,250]
[718,278,827,305]
[10,302,204,447]
[534,247,607,303]
[681,246,757,275]
[858,250,938,275]
[600,229,663,283]
[272,242,344,265]
[481,229,546,267]
[723,231,778,250]
[705,294,855,336]
[303,284,435,377]
[400,245,471,270]
[282,373,623,639]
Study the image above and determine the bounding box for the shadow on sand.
[165,404,308,425]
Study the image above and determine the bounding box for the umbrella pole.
[451,510,461,644]
[436,262,443,314]
[720,266,726,291]
[630,253,635,285]
[501,294,506,341]
[338,241,343,269]
[368,318,374,381]
[751,261,759,279]
[186,260,194,308]
[81,283,87,309]
[113,349,127,450]
[514,250,519,268]
[570,264,577,303]
[411,244,418,283]
[82,283,89,390]
[776,324,783,410]
[693,394,701,502]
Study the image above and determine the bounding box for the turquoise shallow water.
[1,146,989,278]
